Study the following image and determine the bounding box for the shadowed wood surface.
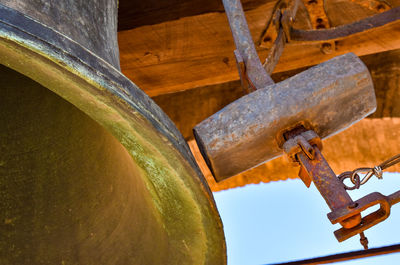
[118,0,400,97]
[118,0,271,30]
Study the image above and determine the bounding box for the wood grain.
[153,49,400,140]
[119,0,400,97]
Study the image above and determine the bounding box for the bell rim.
[0,3,226,264]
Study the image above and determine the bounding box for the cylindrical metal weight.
[194,53,376,182]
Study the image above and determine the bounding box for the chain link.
[339,153,400,190]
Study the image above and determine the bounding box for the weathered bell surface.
[0,1,225,264]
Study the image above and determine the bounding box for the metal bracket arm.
[282,129,362,229]
[260,3,400,45]
[329,191,400,242]
[283,128,400,245]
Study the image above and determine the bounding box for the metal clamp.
[260,2,400,45]
[328,191,400,242]
[282,127,400,248]
[282,130,321,163]
[223,0,289,94]
[283,127,362,229]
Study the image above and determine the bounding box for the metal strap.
[290,6,400,43]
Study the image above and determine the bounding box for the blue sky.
[213,172,400,265]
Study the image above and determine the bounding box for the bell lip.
[0,3,226,263]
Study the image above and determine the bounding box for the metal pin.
[360,232,369,250]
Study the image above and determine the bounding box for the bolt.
[376,4,386,12]
[347,202,358,209]
[263,36,272,43]
[360,232,369,250]
[321,42,333,54]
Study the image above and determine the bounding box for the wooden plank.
[118,0,270,30]
[119,0,400,97]
[118,8,256,97]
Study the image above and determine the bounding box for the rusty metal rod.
[290,6,400,42]
[267,243,400,265]
[298,148,361,229]
[222,0,275,88]
[388,190,400,206]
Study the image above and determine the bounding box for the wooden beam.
[117,0,270,30]
[119,0,400,97]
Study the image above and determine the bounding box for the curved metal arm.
[290,6,400,42]
[222,0,275,88]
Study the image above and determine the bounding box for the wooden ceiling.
[117,0,400,97]
[116,0,400,191]
[117,0,269,30]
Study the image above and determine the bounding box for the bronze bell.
[0,1,225,264]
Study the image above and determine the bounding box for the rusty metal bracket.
[301,0,336,54]
[223,0,296,93]
[282,129,322,187]
[282,130,322,163]
[260,0,336,54]
[282,127,362,230]
[258,0,300,71]
[234,49,257,93]
[282,127,400,247]
[259,3,400,45]
[223,0,275,93]
[328,190,400,242]
[290,6,400,43]
[230,0,399,89]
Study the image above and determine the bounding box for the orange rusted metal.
[329,190,400,242]
[283,127,400,245]
[301,0,335,54]
[283,129,362,229]
[298,149,362,229]
[258,0,400,47]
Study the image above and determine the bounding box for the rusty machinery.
[194,0,400,250]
